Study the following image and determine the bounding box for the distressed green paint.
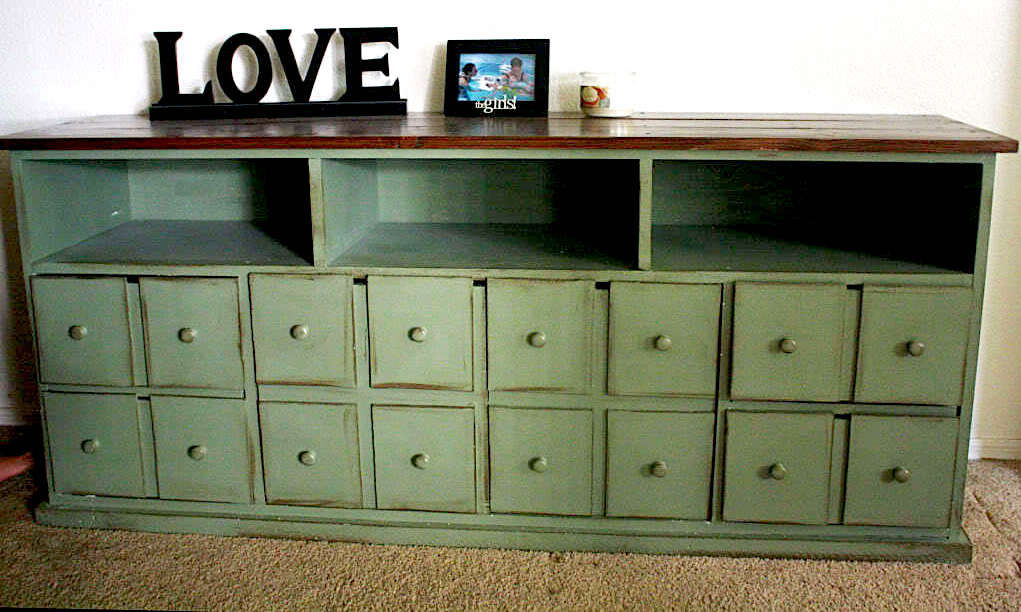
[31,276,137,386]
[844,416,959,528]
[731,283,847,402]
[259,402,361,507]
[489,407,593,516]
[141,277,244,392]
[250,274,355,387]
[855,286,971,405]
[151,396,252,504]
[44,392,149,497]
[723,411,833,525]
[372,405,476,513]
[608,282,721,396]
[367,276,473,390]
[605,411,715,519]
[487,279,593,393]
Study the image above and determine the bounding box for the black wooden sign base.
[149,99,408,121]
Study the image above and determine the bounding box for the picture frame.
[443,39,550,117]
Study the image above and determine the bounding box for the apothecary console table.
[3,113,1016,561]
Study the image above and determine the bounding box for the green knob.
[409,327,428,343]
[411,453,430,469]
[529,456,549,473]
[779,338,797,354]
[906,340,926,357]
[81,439,99,454]
[893,467,911,483]
[527,331,547,348]
[178,327,198,343]
[298,450,317,466]
[68,325,88,340]
[654,335,673,351]
[650,460,668,478]
[187,445,207,461]
[768,463,788,480]
[290,324,310,340]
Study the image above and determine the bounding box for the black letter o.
[216,33,273,103]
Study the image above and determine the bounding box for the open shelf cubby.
[21,158,313,266]
[651,160,983,274]
[322,158,640,270]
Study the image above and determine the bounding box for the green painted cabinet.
[151,396,252,504]
[367,276,473,390]
[855,287,971,406]
[141,278,244,392]
[844,415,959,527]
[605,410,715,519]
[487,280,593,393]
[372,405,476,512]
[44,392,151,497]
[723,411,834,525]
[489,407,593,516]
[32,276,142,387]
[731,283,848,402]
[608,283,721,397]
[260,402,361,507]
[250,274,355,387]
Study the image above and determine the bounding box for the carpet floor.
[0,460,1018,610]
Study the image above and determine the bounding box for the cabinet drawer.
[844,415,958,527]
[44,392,150,497]
[609,283,720,396]
[151,396,252,504]
[372,406,476,512]
[260,402,361,507]
[141,278,244,392]
[731,283,848,402]
[606,411,714,519]
[368,276,473,390]
[855,287,971,405]
[723,411,833,524]
[32,276,141,386]
[489,407,592,516]
[488,280,593,393]
[250,274,355,387]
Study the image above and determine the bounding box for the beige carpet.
[0,460,1018,611]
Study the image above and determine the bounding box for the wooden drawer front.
[489,407,592,516]
[723,411,833,524]
[488,280,593,393]
[609,283,721,396]
[605,411,714,519]
[151,396,252,504]
[45,392,149,497]
[731,283,847,402]
[855,287,971,406]
[844,415,958,527]
[141,277,244,392]
[250,275,355,387]
[32,276,138,386]
[372,406,476,512]
[368,276,473,390]
[260,402,361,507]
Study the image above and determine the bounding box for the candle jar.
[579,72,636,117]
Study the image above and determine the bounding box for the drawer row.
[46,392,958,528]
[31,274,972,405]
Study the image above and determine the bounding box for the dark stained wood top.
[1,112,1016,153]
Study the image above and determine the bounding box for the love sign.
[149,28,406,120]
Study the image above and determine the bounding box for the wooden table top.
[1,112,1016,153]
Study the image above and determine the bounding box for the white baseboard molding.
[0,405,38,426]
[969,437,1021,460]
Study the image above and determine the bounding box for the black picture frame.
[443,39,550,117]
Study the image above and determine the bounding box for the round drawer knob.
[892,466,912,483]
[779,338,798,354]
[68,325,88,340]
[290,324,310,340]
[80,438,99,454]
[768,463,788,480]
[654,335,673,352]
[527,331,547,348]
[178,327,198,343]
[187,445,207,461]
[650,460,668,478]
[906,340,926,357]
[408,327,428,343]
[411,453,430,469]
[529,456,549,473]
[298,450,317,466]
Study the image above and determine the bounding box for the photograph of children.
[456,53,537,102]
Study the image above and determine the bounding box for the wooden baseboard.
[969,437,1021,460]
[0,405,37,426]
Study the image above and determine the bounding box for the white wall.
[1,1,1018,455]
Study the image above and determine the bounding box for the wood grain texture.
[1,113,1016,153]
